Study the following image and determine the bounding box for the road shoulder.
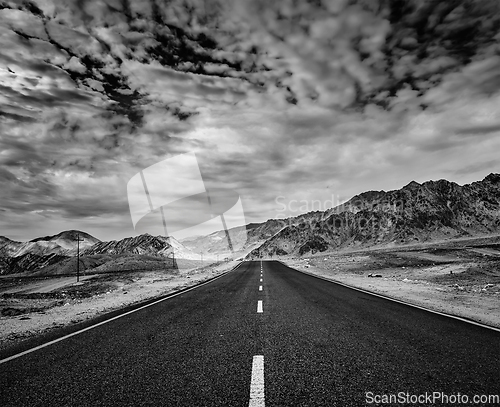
[280,255,500,330]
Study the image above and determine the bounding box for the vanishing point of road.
[1,261,499,406]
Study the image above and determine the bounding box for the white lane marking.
[257,300,263,313]
[259,285,263,291]
[260,278,262,282]
[0,263,244,365]
[278,261,500,334]
[249,355,265,407]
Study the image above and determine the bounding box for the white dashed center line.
[259,285,263,291]
[260,278,263,282]
[249,355,265,407]
[257,300,263,313]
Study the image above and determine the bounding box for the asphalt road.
[1,261,499,406]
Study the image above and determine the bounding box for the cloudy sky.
[1,0,500,242]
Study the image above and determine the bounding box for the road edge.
[0,262,243,364]
[277,260,500,333]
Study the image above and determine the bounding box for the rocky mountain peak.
[30,230,100,244]
[402,180,421,190]
[0,231,200,275]
[247,173,500,258]
[484,173,500,184]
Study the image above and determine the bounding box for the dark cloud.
[369,0,500,107]
[0,167,19,182]
[0,110,36,122]
[455,124,500,135]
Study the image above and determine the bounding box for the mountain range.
[0,231,198,275]
[247,173,500,258]
[1,173,499,274]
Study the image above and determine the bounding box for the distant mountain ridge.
[0,230,97,275]
[247,173,500,258]
[83,234,199,260]
[0,230,99,258]
[0,231,197,275]
[180,219,288,258]
[2,173,499,273]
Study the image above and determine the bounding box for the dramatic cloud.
[1,0,499,241]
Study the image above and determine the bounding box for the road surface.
[1,261,499,406]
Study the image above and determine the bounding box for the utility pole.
[160,207,177,270]
[76,233,84,282]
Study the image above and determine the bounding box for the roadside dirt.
[0,261,238,351]
[0,275,98,295]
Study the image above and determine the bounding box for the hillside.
[0,230,99,259]
[82,234,200,260]
[0,232,198,275]
[247,173,500,258]
[180,219,287,258]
